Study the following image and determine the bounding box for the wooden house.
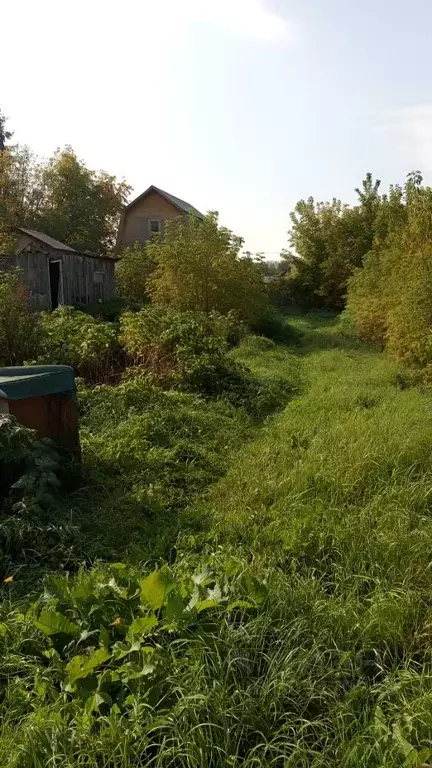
[2,228,117,309]
[116,185,204,249]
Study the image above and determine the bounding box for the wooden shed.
[4,228,116,308]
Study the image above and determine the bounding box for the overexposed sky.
[3,0,432,254]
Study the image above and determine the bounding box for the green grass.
[3,313,432,766]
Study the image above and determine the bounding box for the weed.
[4,313,432,765]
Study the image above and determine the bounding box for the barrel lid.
[0,366,75,400]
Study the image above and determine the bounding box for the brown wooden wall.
[117,190,182,248]
[8,250,116,308]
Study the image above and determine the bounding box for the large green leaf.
[164,594,186,622]
[196,599,221,613]
[140,568,174,610]
[65,648,110,684]
[195,584,223,613]
[126,615,158,642]
[240,575,268,605]
[34,610,80,638]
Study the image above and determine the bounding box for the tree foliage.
[148,212,267,324]
[0,270,41,365]
[34,149,130,253]
[0,108,13,151]
[347,172,432,367]
[286,174,382,310]
[0,145,130,254]
[115,242,155,302]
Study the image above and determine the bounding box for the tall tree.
[0,109,13,151]
[286,174,383,310]
[33,149,131,252]
[0,145,131,254]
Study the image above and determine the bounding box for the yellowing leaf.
[227,600,255,611]
[126,615,158,642]
[195,599,220,613]
[140,567,174,610]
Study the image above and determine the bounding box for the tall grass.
[2,313,432,766]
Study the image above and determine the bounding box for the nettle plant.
[0,414,68,577]
[0,415,61,512]
[28,555,268,719]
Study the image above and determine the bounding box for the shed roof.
[15,228,77,252]
[125,185,204,219]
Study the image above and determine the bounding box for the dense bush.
[347,175,432,367]
[0,415,73,579]
[78,297,138,322]
[0,552,274,766]
[120,306,229,381]
[0,270,41,365]
[119,307,289,417]
[38,306,122,382]
[208,309,246,348]
[78,375,252,534]
[286,175,382,310]
[147,212,268,325]
[115,242,156,302]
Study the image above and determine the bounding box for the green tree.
[0,138,131,255]
[148,212,267,324]
[34,148,130,253]
[287,174,382,310]
[0,146,43,226]
[347,171,432,367]
[116,242,155,302]
[0,108,13,151]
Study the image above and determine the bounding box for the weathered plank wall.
[17,250,51,307]
[60,251,116,305]
[1,250,116,308]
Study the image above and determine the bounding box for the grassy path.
[3,314,432,767]
[209,314,432,570]
[188,314,432,765]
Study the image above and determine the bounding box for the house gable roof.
[15,227,76,252]
[125,185,204,220]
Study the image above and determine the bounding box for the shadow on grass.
[282,310,381,358]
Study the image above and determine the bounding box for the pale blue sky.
[3,0,432,254]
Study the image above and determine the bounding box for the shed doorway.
[48,260,63,309]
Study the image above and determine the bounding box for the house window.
[149,219,161,235]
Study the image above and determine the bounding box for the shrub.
[208,309,246,348]
[0,415,73,579]
[250,306,301,344]
[346,175,432,367]
[115,242,156,303]
[120,306,227,382]
[384,244,432,366]
[38,306,122,383]
[0,270,41,365]
[119,307,291,418]
[337,308,357,338]
[347,251,388,346]
[147,212,268,325]
[78,297,137,322]
[78,376,252,518]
